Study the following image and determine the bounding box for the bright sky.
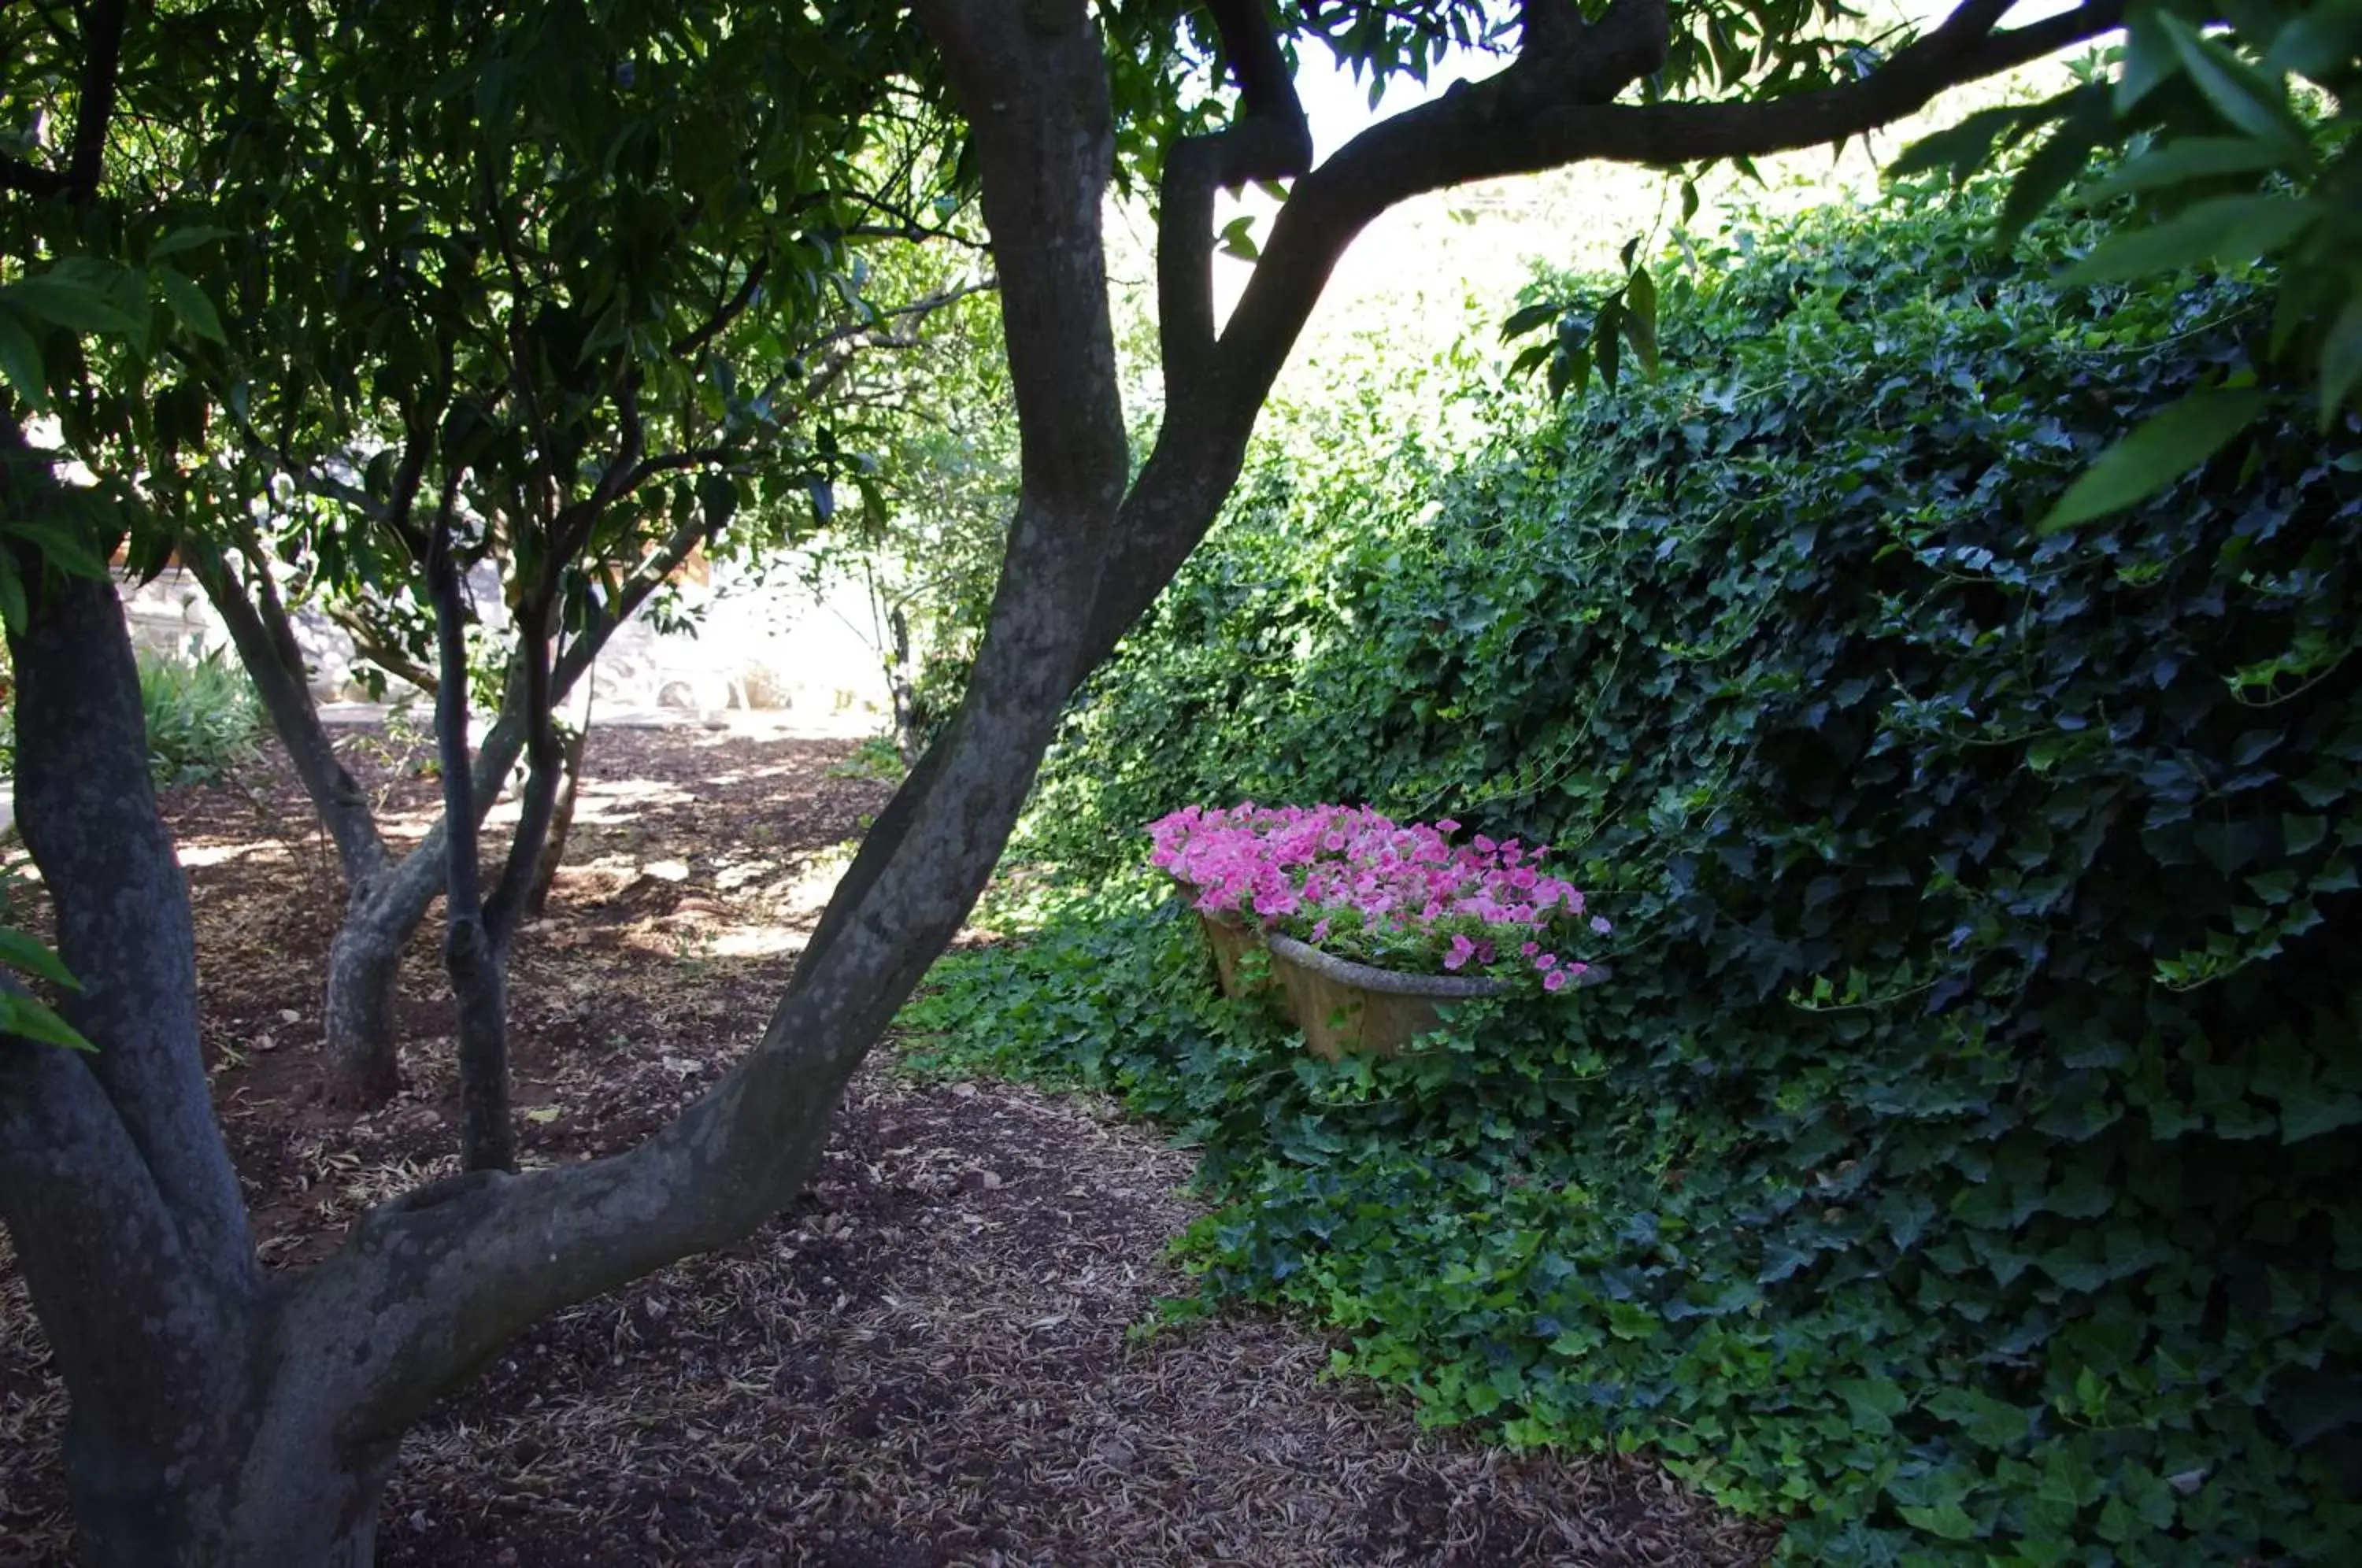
[1198,0,2103,337]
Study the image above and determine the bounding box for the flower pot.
[1264,933,1506,1060]
[1171,879,1271,1003]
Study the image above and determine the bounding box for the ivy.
[913,178,2362,1562]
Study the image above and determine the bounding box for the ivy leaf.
[2039,389,2272,531]
[1897,1502,1980,1541]
[2276,1083,2362,1145]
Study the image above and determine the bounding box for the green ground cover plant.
[901,178,2362,1564]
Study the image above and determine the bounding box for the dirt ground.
[0,724,1775,1567]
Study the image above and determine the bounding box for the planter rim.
[1264,932,1510,999]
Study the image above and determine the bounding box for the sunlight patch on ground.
[177,839,302,869]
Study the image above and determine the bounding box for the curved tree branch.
[1091,0,2125,671]
[1158,0,1316,397]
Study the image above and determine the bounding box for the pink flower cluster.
[1147,802,1609,989]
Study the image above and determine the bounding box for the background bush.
[909,177,2362,1565]
[133,645,264,787]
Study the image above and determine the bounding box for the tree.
[4,0,2182,1559]
[5,0,973,1123]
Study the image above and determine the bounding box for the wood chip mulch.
[0,723,1775,1566]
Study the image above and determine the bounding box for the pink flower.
[1520,942,1538,957]
[1435,819,1460,834]
[1535,953,1558,971]
[1443,934,1477,971]
[1543,969,1569,993]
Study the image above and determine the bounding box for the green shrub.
[916,177,2362,1564]
[135,645,263,787]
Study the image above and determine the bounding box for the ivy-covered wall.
[927,181,2362,1562]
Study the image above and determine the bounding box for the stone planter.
[1264,933,1508,1060]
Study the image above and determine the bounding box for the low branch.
[188,544,394,887]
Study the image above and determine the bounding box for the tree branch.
[0,0,127,200]
[187,540,394,888]
[1158,0,1316,396]
[1090,0,2125,671]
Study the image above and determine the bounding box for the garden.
[2,1,2359,1563]
[900,179,2362,1565]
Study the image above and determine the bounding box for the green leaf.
[154,268,226,344]
[0,930,82,991]
[2039,389,2272,531]
[0,552,26,634]
[0,307,46,410]
[2057,194,2319,286]
[1897,1502,1980,1541]
[2114,11,2182,114]
[2,273,144,337]
[2319,297,2362,424]
[1623,266,1659,378]
[1217,215,1260,262]
[2090,135,2297,197]
[1997,87,2109,243]
[146,225,236,261]
[0,991,96,1052]
[2157,14,2316,159]
[2264,2,2362,82]
[1501,301,1560,340]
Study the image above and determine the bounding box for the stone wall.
[118,562,891,732]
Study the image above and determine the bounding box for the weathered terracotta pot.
[1264,933,1507,1060]
[1171,879,1272,1002]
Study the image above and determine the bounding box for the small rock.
[979,1170,1003,1190]
[278,1008,301,1024]
[1093,1436,1137,1470]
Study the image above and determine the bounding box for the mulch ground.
[0,723,1775,1567]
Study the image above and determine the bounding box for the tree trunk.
[321,896,410,1107]
[63,1401,392,1568]
[524,713,590,918]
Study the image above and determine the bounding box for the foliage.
[1894,0,2360,520]
[135,646,263,788]
[935,179,2362,1562]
